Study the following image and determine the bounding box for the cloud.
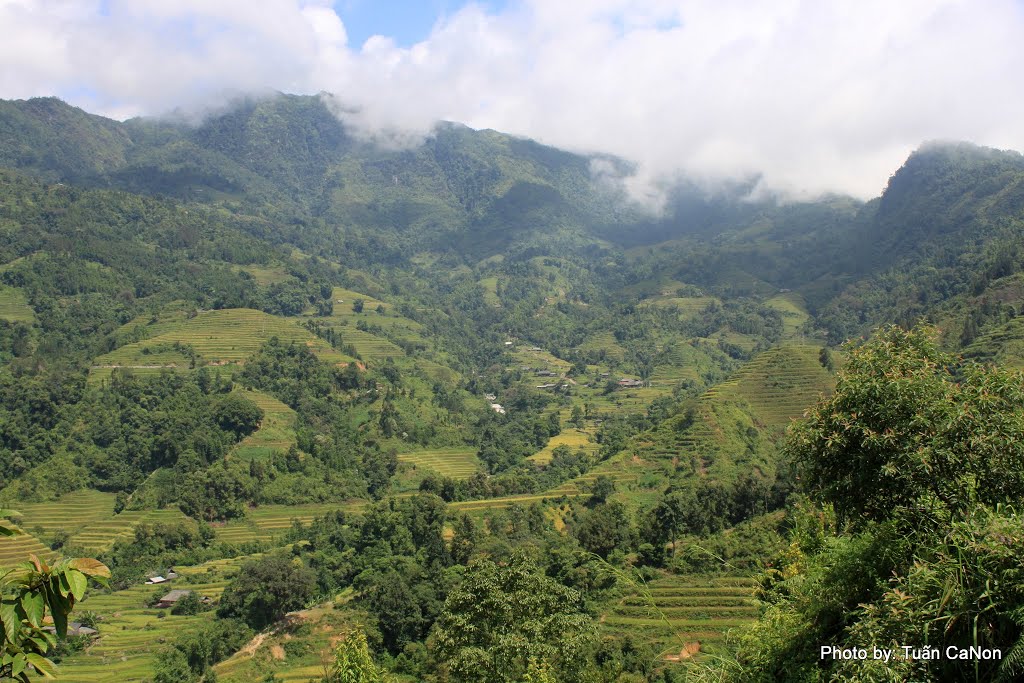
[1,0,1023,199]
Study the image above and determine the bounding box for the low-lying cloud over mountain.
[1,0,1021,199]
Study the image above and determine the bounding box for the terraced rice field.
[527,428,597,464]
[1,497,189,563]
[214,502,362,545]
[645,295,719,320]
[91,308,351,383]
[10,489,116,537]
[71,508,189,553]
[59,555,250,683]
[398,447,482,479]
[231,263,292,285]
[450,454,639,513]
[334,326,404,360]
[602,574,759,660]
[231,389,297,461]
[0,284,34,322]
[765,292,811,339]
[709,344,833,426]
[0,528,57,567]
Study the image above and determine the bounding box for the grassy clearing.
[91,308,352,383]
[230,389,297,461]
[397,447,481,479]
[0,284,34,322]
[214,600,357,683]
[230,263,292,285]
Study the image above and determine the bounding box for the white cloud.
[1,0,1022,199]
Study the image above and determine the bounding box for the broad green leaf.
[12,652,26,677]
[25,653,58,679]
[68,558,111,580]
[65,570,87,602]
[1,599,19,641]
[21,591,44,627]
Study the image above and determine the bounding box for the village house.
[155,589,209,609]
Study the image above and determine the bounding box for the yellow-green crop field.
[0,284,34,322]
[59,554,253,682]
[397,447,482,479]
[90,308,353,383]
[601,574,759,662]
[213,502,364,545]
[230,389,297,461]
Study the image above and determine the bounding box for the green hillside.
[1,94,1024,683]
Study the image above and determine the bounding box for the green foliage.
[696,325,1024,682]
[216,554,317,630]
[0,555,109,682]
[789,325,1024,526]
[210,394,264,437]
[321,629,382,683]
[430,553,595,683]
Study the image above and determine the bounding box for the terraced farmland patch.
[9,489,116,538]
[765,292,811,339]
[449,454,640,514]
[711,344,834,426]
[333,326,404,360]
[0,528,56,567]
[59,555,249,683]
[398,447,482,479]
[602,574,759,660]
[214,502,363,545]
[527,429,598,464]
[231,389,297,461]
[70,508,189,553]
[0,284,34,322]
[91,308,351,383]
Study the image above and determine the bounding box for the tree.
[210,394,264,438]
[569,404,584,429]
[352,299,365,314]
[817,346,834,372]
[322,629,381,683]
[178,462,253,521]
[430,554,594,683]
[572,501,632,559]
[546,411,560,437]
[0,541,110,683]
[588,475,615,504]
[788,325,1024,526]
[363,571,423,654]
[217,555,317,630]
[170,590,203,616]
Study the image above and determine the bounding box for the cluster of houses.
[617,378,644,388]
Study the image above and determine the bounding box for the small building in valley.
[155,589,194,609]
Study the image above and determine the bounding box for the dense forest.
[1,94,1023,682]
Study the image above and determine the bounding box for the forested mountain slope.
[2,93,1024,683]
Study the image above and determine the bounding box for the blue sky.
[334,0,508,47]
